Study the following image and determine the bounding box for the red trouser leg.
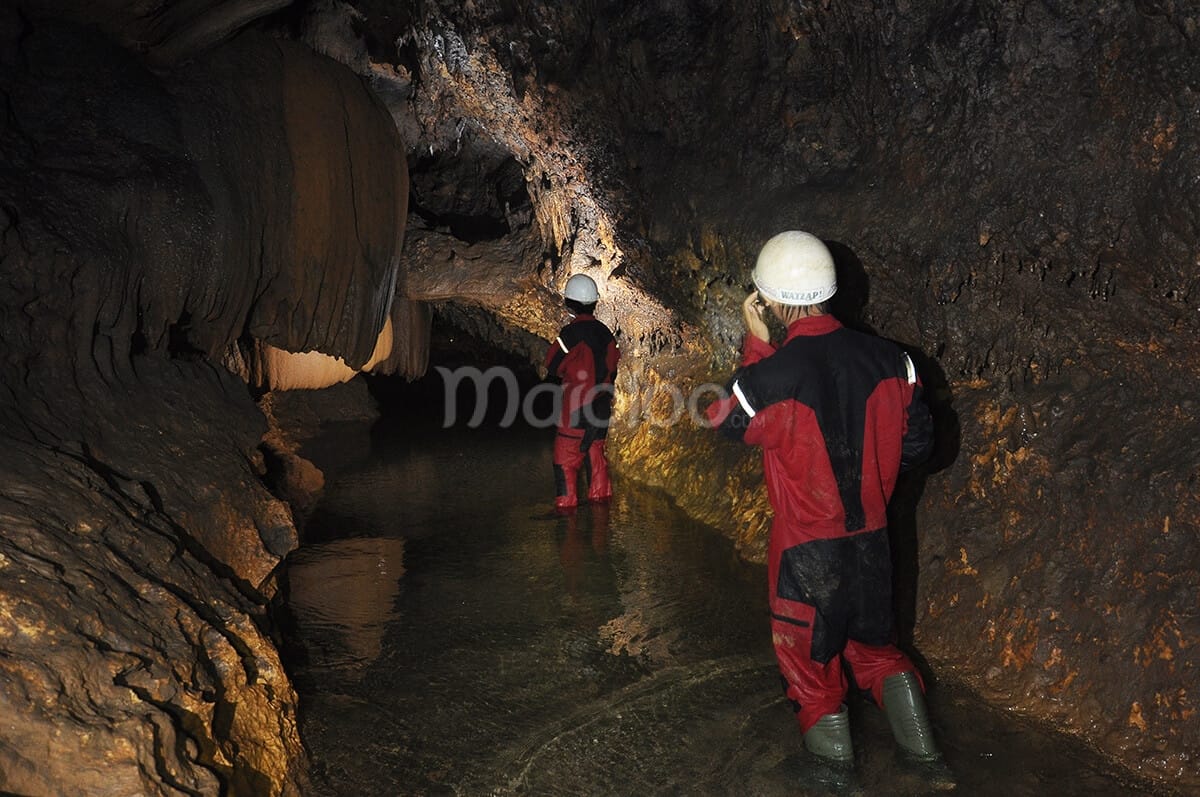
[843,639,922,708]
[554,467,578,510]
[554,429,585,509]
[770,607,847,733]
[768,525,920,733]
[585,439,612,502]
[773,622,919,733]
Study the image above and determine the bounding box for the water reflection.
[287,537,406,671]
[555,504,610,598]
[284,425,1160,797]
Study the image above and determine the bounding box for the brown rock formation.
[0,362,304,796]
[0,7,409,794]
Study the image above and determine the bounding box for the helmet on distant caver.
[752,231,837,306]
[564,274,600,303]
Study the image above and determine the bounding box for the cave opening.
[364,309,554,432]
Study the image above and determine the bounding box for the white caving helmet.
[564,273,600,303]
[752,230,837,306]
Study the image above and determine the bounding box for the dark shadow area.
[284,319,562,549]
[272,319,560,687]
[365,319,554,433]
[826,240,962,664]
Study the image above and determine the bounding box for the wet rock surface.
[1,9,406,794]
[0,362,306,796]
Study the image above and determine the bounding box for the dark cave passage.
[362,319,555,432]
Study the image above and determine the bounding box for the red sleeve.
[742,401,793,450]
[705,395,737,428]
[741,334,775,366]
[546,333,569,374]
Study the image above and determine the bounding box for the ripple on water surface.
[284,424,1162,797]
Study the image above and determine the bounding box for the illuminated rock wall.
[0,12,408,794]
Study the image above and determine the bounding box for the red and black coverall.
[707,314,933,733]
[545,313,620,509]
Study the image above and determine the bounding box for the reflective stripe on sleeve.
[904,353,917,385]
[557,337,569,354]
[732,380,756,418]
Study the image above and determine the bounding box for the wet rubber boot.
[803,705,854,764]
[882,672,941,762]
[554,465,579,511]
[585,439,612,503]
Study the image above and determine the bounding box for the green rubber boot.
[803,705,854,764]
[882,671,941,762]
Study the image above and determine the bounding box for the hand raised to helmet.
[742,292,770,343]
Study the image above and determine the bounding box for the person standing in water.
[544,274,620,511]
[707,231,943,770]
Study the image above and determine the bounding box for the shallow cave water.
[274,355,1160,797]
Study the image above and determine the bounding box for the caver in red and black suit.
[706,313,933,735]
[544,313,620,509]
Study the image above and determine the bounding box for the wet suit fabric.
[545,313,620,508]
[707,314,933,733]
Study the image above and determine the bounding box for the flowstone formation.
[302,0,1198,789]
[0,7,409,794]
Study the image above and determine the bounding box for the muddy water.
[282,421,1154,796]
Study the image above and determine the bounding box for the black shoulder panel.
[562,319,616,383]
[747,328,908,533]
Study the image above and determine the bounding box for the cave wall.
[170,31,408,368]
[0,8,408,794]
[606,4,1200,787]
[2,0,1197,791]
[583,3,1200,786]
[0,360,305,796]
[295,0,1199,789]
